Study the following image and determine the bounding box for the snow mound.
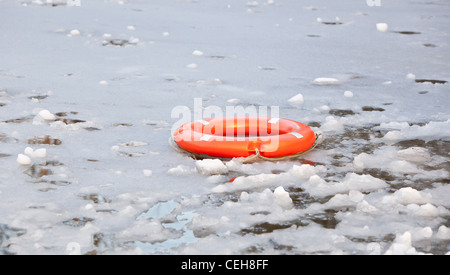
[196,159,228,175]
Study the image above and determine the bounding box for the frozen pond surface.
[0,0,449,255]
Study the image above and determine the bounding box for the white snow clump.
[288,93,304,107]
[376,23,388,32]
[196,159,228,175]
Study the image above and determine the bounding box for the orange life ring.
[172,117,317,158]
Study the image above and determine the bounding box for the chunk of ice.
[33,148,47,158]
[376,23,388,32]
[288,93,304,106]
[196,159,228,175]
[17,154,31,165]
[192,50,204,56]
[344,90,353,98]
[397,147,431,164]
[273,186,293,209]
[312,77,340,85]
[70,29,80,36]
[383,187,432,205]
[38,109,56,121]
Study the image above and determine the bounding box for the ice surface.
[0,0,449,255]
